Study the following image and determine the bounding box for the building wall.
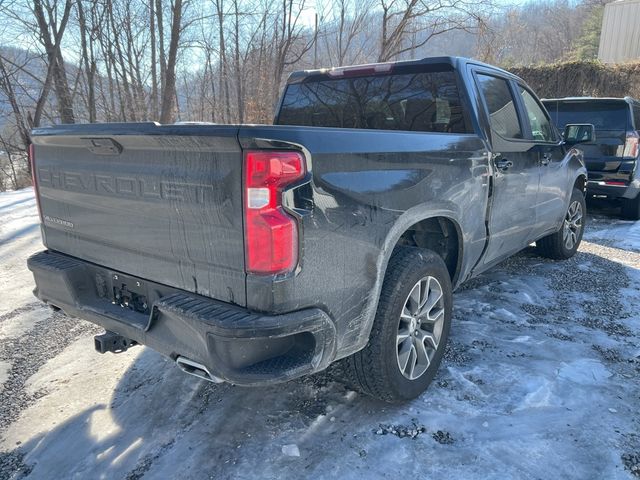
[598,0,640,63]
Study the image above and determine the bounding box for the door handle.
[495,159,513,171]
[541,153,552,165]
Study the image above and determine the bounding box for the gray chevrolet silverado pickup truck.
[27,57,592,402]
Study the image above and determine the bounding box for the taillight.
[244,150,305,274]
[28,143,43,222]
[623,133,639,158]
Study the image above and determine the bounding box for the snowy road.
[1,189,639,479]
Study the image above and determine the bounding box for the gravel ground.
[0,191,639,480]
[0,305,100,479]
[0,313,100,431]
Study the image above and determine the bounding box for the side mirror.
[563,124,595,145]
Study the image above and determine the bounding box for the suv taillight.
[244,150,305,274]
[28,143,43,222]
[623,133,639,158]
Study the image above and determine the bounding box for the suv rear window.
[276,69,470,134]
[545,101,631,131]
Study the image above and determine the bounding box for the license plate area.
[112,272,150,315]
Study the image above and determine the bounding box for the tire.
[338,247,452,402]
[536,187,586,260]
[621,193,640,221]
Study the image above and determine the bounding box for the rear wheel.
[536,187,586,259]
[622,193,640,220]
[339,247,452,402]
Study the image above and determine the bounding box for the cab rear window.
[276,69,471,134]
[545,101,631,131]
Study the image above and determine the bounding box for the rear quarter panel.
[240,125,489,357]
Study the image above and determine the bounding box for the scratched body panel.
[240,126,488,356]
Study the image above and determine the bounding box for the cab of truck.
[542,97,640,219]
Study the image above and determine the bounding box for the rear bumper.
[27,250,337,386]
[586,180,640,199]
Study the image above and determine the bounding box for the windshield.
[276,68,471,134]
[544,101,630,131]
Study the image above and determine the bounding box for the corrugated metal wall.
[598,0,640,63]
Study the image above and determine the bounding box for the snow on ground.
[585,204,640,255]
[0,190,639,479]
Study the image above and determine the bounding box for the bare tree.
[378,0,491,62]
[213,0,232,122]
[321,0,373,66]
[159,0,184,123]
[32,0,76,123]
[76,0,101,122]
[0,56,31,148]
[271,0,314,105]
[149,0,159,118]
[232,0,244,122]
[0,135,20,190]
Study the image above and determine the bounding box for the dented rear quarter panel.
[240,125,490,357]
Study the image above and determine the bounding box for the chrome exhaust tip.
[175,356,224,383]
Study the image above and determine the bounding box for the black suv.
[543,97,640,219]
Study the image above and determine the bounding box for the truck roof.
[287,56,522,85]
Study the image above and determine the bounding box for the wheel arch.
[335,205,468,361]
[392,216,463,285]
[360,209,463,341]
[573,174,587,195]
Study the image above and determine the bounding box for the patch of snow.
[0,307,51,342]
[585,218,640,253]
[557,359,612,385]
[510,335,531,343]
[517,378,556,410]
[281,444,300,457]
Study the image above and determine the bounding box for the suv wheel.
[622,193,640,221]
[536,187,586,259]
[339,247,452,402]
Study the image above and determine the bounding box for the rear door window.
[277,69,470,133]
[475,74,523,140]
[547,101,630,131]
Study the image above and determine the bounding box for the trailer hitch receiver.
[94,331,137,354]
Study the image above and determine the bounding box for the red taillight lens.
[244,151,305,274]
[28,143,43,222]
[623,133,639,158]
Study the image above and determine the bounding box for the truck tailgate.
[31,123,246,306]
